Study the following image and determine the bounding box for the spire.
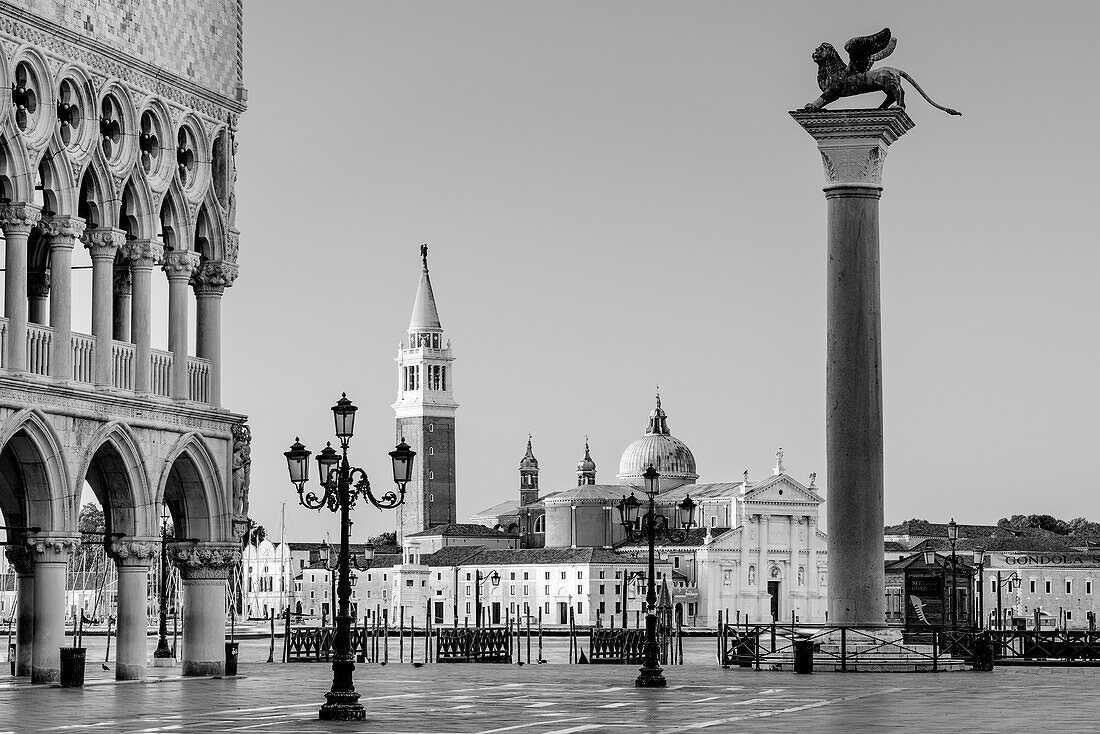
[645,388,670,436]
[519,434,539,470]
[519,434,539,505]
[409,244,442,331]
[577,436,597,485]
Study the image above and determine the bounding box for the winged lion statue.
[803,28,961,116]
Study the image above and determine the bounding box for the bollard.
[224,641,239,676]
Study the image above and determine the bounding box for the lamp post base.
[635,665,667,688]
[319,690,366,721]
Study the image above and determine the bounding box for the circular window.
[100,93,125,163]
[12,58,53,146]
[139,108,170,184]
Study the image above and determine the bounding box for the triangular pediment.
[702,527,743,551]
[740,474,823,505]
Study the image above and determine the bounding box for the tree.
[368,531,396,547]
[78,503,105,534]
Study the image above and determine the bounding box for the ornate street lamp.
[947,519,959,629]
[285,393,415,722]
[617,465,695,687]
[473,569,501,628]
[973,548,985,630]
[153,508,174,663]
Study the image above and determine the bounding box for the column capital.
[119,238,164,268]
[4,545,35,574]
[162,249,202,281]
[113,264,132,296]
[38,214,86,244]
[169,541,241,580]
[25,533,80,560]
[0,203,42,234]
[790,109,914,187]
[28,269,51,298]
[82,227,126,260]
[107,538,160,567]
[191,260,239,296]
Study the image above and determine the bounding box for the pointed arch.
[119,170,156,240]
[194,200,224,261]
[158,432,226,541]
[36,141,78,217]
[77,156,114,229]
[159,182,193,252]
[72,421,153,538]
[0,409,71,532]
[0,132,34,204]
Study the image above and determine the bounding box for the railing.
[945,628,1100,664]
[112,341,135,390]
[188,357,211,403]
[588,627,645,664]
[150,349,172,397]
[436,627,512,663]
[71,333,95,384]
[27,324,51,376]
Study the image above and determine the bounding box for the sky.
[225,1,1100,544]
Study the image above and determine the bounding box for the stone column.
[27,535,78,684]
[758,514,768,620]
[1,204,42,372]
[162,250,201,400]
[5,546,35,676]
[108,539,158,680]
[170,543,240,676]
[119,239,163,393]
[113,265,132,342]
[82,228,125,387]
[791,109,913,627]
[27,270,49,325]
[191,260,238,405]
[39,216,85,380]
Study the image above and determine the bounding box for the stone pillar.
[5,546,35,676]
[162,250,201,400]
[758,514,768,620]
[113,265,132,342]
[108,539,158,680]
[119,239,163,393]
[170,543,240,676]
[191,260,238,405]
[27,270,49,325]
[39,216,85,380]
[82,228,125,387]
[27,535,78,684]
[792,109,913,627]
[1,204,42,373]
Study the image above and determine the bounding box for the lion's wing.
[845,28,895,74]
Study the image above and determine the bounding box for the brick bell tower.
[393,245,458,542]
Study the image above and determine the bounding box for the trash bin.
[8,644,15,676]
[735,635,756,668]
[972,633,994,672]
[224,642,239,676]
[59,647,86,688]
[793,639,814,674]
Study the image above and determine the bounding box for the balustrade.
[27,324,51,376]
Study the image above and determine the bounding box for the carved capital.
[39,215,86,245]
[0,203,42,235]
[790,109,914,188]
[26,534,80,560]
[161,250,202,280]
[28,270,51,298]
[118,238,164,268]
[4,545,35,574]
[107,538,160,567]
[82,227,126,260]
[190,260,239,295]
[169,542,241,580]
[113,265,132,296]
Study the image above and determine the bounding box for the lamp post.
[284,392,415,722]
[972,548,985,630]
[995,571,1021,630]
[153,509,173,662]
[947,519,959,630]
[617,465,696,688]
[473,569,500,628]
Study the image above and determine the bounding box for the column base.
[31,666,59,684]
[182,660,223,677]
[115,663,146,680]
[319,690,366,721]
[635,665,667,688]
[152,657,176,668]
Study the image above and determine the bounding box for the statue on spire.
[775,447,785,475]
[420,243,428,270]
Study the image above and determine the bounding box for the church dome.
[617,394,698,488]
[577,441,596,473]
[518,437,538,470]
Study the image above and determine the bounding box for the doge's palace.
[0,0,248,682]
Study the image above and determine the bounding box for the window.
[577,571,583,579]
[710,516,717,527]
[544,585,549,595]
[615,571,621,580]
[990,578,996,593]
[441,367,447,391]
[1066,611,1073,621]
[429,423,434,432]
[545,572,550,580]
[674,557,680,569]
[429,447,434,456]
[310,591,315,599]
[687,603,697,616]
[615,602,621,613]
[466,585,471,595]
[577,585,583,594]
[523,585,529,596]
[1045,580,1052,594]
[466,573,472,581]
[367,573,372,581]
[429,471,434,480]
[561,572,566,580]
[1030,580,1036,594]
[599,571,605,580]
[533,516,545,534]
[406,580,413,587]
[523,572,529,580]
[544,602,550,614]
[614,584,620,595]
[465,602,471,614]
[1067,580,1073,594]
[510,572,516,580]
[509,585,516,595]
[437,573,442,580]
[599,584,605,595]
[1088,580,1093,594]
[576,602,583,614]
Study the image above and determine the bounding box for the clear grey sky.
[228,1,1100,543]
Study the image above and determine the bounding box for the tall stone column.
[119,239,163,393]
[170,543,240,676]
[27,270,49,325]
[113,265,132,342]
[108,539,158,680]
[27,535,79,684]
[163,250,201,400]
[791,109,913,626]
[1,204,42,373]
[5,546,35,676]
[82,228,126,387]
[191,261,238,405]
[39,216,85,380]
[758,514,769,620]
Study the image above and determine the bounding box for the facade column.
[82,228,125,387]
[170,542,239,676]
[27,271,49,325]
[5,546,35,676]
[39,216,85,380]
[1,204,43,373]
[113,265,132,342]
[791,109,913,627]
[27,535,79,684]
[191,260,238,405]
[108,539,158,680]
[758,514,769,621]
[119,239,163,393]
[162,250,201,400]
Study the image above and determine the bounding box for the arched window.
[533,515,545,534]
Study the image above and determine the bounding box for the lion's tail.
[899,71,962,116]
